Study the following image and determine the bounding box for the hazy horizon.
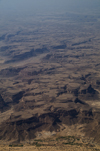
[0,0,100,17]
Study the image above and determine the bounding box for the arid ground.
[0,1,100,150]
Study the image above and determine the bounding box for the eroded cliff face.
[0,49,100,143]
[0,96,100,143]
[0,3,100,144]
[0,57,100,143]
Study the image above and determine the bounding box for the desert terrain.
[0,0,100,150]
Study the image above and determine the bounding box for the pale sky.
[0,0,100,15]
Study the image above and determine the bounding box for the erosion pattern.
[0,11,100,144]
